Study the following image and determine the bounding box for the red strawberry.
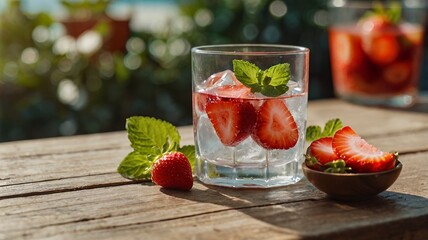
[308,137,339,165]
[206,98,256,146]
[252,99,298,150]
[151,152,193,191]
[196,85,253,114]
[363,34,400,65]
[332,126,396,173]
[358,16,400,65]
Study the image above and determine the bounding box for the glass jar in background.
[328,0,426,107]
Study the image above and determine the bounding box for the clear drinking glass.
[192,44,310,188]
[328,0,426,107]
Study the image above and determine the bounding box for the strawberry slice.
[363,34,400,65]
[309,137,339,165]
[206,98,256,146]
[195,85,252,113]
[358,15,401,65]
[193,93,208,113]
[332,126,396,173]
[252,99,298,150]
[382,61,411,86]
[329,30,363,69]
[214,85,252,98]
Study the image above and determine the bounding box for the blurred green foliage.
[0,0,363,141]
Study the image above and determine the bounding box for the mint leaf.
[178,145,196,171]
[387,1,401,24]
[117,151,155,180]
[126,116,180,156]
[264,63,290,87]
[233,60,261,92]
[117,116,196,181]
[321,118,343,138]
[306,125,322,142]
[233,60,291,97]
[365,1,401,24]
[306,119,343,142]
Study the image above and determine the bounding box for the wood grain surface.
[1,99,428,239]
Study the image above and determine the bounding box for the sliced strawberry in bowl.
[308,137,340,165]
[206,98,257,146]
[252,99,299,150]
[332,126,396,173]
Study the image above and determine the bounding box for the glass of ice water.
[192,44,310,188]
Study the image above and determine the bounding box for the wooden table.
[1,99,428,239]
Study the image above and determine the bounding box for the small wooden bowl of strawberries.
[302,119,402,201]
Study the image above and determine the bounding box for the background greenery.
[0,0,427,142]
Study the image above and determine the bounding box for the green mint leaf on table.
[117,116,196,180]
[305,126,322,142]
[306,118,343,142]
[178,145,196,172]
[117,152,155,180]
[126,116,180,155]
[233,59,290,97]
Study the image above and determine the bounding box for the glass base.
[196,157,303,188]
[337,92,417,108]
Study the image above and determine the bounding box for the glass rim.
[191,44,309,56]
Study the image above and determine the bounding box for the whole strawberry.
[151,152,193,191]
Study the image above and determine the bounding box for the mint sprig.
[117,116,195,180]
[364,1,402,24]
[233,59,290,97]
[306,118,343,142]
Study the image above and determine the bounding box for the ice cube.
[196,114,235,163]
[287,80,304,95]
[200,70,239,90]
[199,70,255,98]
[235,137,267,164]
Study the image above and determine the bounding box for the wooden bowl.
[302,161,402,201]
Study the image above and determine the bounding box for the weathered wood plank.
[1,100,428,200]
[307,99,428,137]
[0,130,427,198]
[1,152,427,239]
[0,126,194,157]
[0,126,193,185]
